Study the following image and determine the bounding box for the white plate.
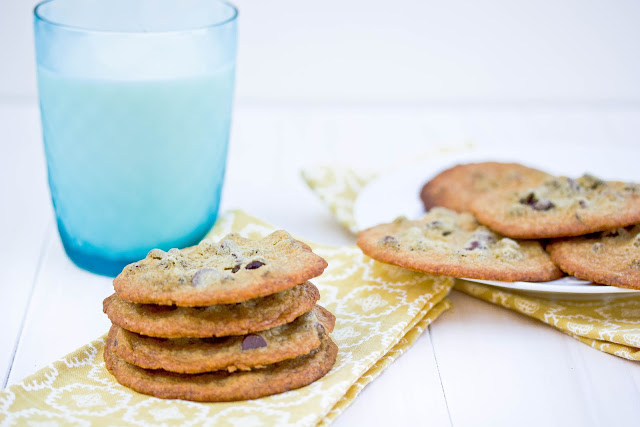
[354,144,640,297]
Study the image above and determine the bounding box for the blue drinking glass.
[34,0,237,276]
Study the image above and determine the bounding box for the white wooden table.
[2,101,640,426]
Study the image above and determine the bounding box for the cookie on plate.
[103,281,320,338]
[420,162,551,213]
[113,230,328,306]
[471,174,640,239]
[111,306,336,373]
[104,327,338,402]
[547,226,640,289]
[357,207,563,282]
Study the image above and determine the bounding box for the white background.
[2,0,640,103]
[1,1,640,426]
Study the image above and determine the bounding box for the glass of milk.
[33,0,237,276]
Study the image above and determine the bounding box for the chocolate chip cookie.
[111,306,335,373]
[103,281,320,338]
[104,327,338,402]
[420,162,551,213]
[547,226,640,289]
[113,230,328,306]
[471,174,640,239]
[357,207,563,282]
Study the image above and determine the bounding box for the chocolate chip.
[519,193,554,211]
[225,264,241,273]
[245,260,265,270]
[603,230,619,238]
[426,220,443,229]
[465,240,484,251]
[520,193,537,206]
[578,199,587,208]
[442,231,452,236]
[242,334,267,350]
[533,200,554,211]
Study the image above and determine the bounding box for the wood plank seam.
[2,222,52,389]
[428,323,454,427]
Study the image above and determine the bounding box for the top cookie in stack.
[113,230,328,306]
[103,230,338,402]
[358,162,640,289]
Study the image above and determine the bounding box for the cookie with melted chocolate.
[470,174,640,239]
[420,162,551,213]
[113,230,328,306]
[110,305,335,373]
[104,327,338,402]
[104,281,320,338]
[357,207,562,282]
[547,225,640,289]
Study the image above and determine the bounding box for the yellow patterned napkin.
[303,167,640,361]
[0,211,453,426]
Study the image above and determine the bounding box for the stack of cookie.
[358,162,640,289]
[103,230,338,402]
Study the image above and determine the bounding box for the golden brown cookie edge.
[547,239,640,289]
[357,223,563,282]
[104,326,338,402]
[103,281,321,338]
[111,305,334,373]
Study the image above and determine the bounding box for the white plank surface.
[430,291,640,427]
[335,329,452,427]
[0,103,51,387]
[3,101,640,426]
[7,228,114,384]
